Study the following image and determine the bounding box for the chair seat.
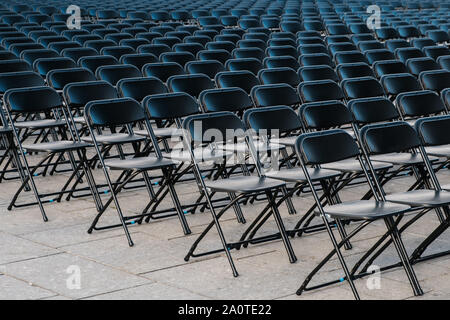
[277,136,297,146]
[22,141,91,152]
[425,145,450,158]
[82,133,146,145]
[220,141,285,153]
[135,127,183,138]
[370,153,438,165]
[386,190,450,208]
[322,159,392,173]
[15,119,66,129]
[266,167,340,183]
[206,176,285,193]
[163,148,234,162]
[105,156,175,170]
[316,200,410,220]
[73,116,85,124]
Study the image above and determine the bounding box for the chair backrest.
[244,105,302,133]
[419,70,450,93]
[251,83,300,107]
[197,49,231,64]
[215,70,260,94]
[373,60,408,77]
[183,111,246,144]
[299,100,352,129]
[185,60,225,79]
[0,59,31,73]
[360,121,421,155]
[415,115,450,147]
[0,71,45,94]
[85,97,145,127]
[199,87,253,113]
[63,80,118,109]
[298,79,344,103]
[364,49,395,65]
[117,77,167,102]
[299,53,334,67]
[79,55,119,74]
[4,86,62,113]
[341,76,386,100]
[396,90,447,117]
[143,92,199,120]
[395,47,425,63]
[348,97,399,125]
[33,57,77,76]
[336,62,375,80]
[258,67,299,87]
[47,67,96,90]
[381,73,422,96]
[298,64,338,82]
[20,48,58,65]
[295,129,359,165]
[406,57,440,77]
[263,55,300,69]
[225,57,262,75]
[96,64,142,86]
[142,62,186,83]
[167,74,215,99]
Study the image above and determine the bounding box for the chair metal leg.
[384,216,423,296]
[266,190,297,263]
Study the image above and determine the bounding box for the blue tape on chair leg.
[340,277,345,282]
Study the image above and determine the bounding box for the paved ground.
[0,158,449,300]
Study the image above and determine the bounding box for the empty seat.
[438,55,450,71]
[137,44,171,58]
[0,59,31,73]
[47,67,96,90]
[20,49,59,65]
[33,57,77,77]
[251,83,301,108]
[96,64,142,86]
[185,60,225,79]
[396,90,446,118]
[167,74,215,98]
[423,46,450,61]
[160,51,195,67]
[406,57,440,76]
[337,62,375,80]
[341,76,386,100]
[395,47,425,63]
[142,62,186,83]
[215,70,260,94]
[298,65,338,82]
[385,39,410,52]
[373,60,409,77]
[298,80,344,103]
[232,47,265,61]
[334,51,368,64]
[299,53,334,67]
[197,49,231,64]
[263,56,300,69]
[266,45,298,58]
[117,77,167,102]
[411,38,436,50]
[119,53,157,71]
[375,27,400,40]
[225,57,262,75]
[365,49,396,65]
[381,73,422,97]
[79,55,118,73]
[258,67,300,87]
[419,70,450,93]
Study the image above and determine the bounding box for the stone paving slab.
[0,162,449,300]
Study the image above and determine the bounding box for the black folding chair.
[2,86,98,221]
[84,97,191,246]
[293,129,422,299]
[182,111,297,276]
